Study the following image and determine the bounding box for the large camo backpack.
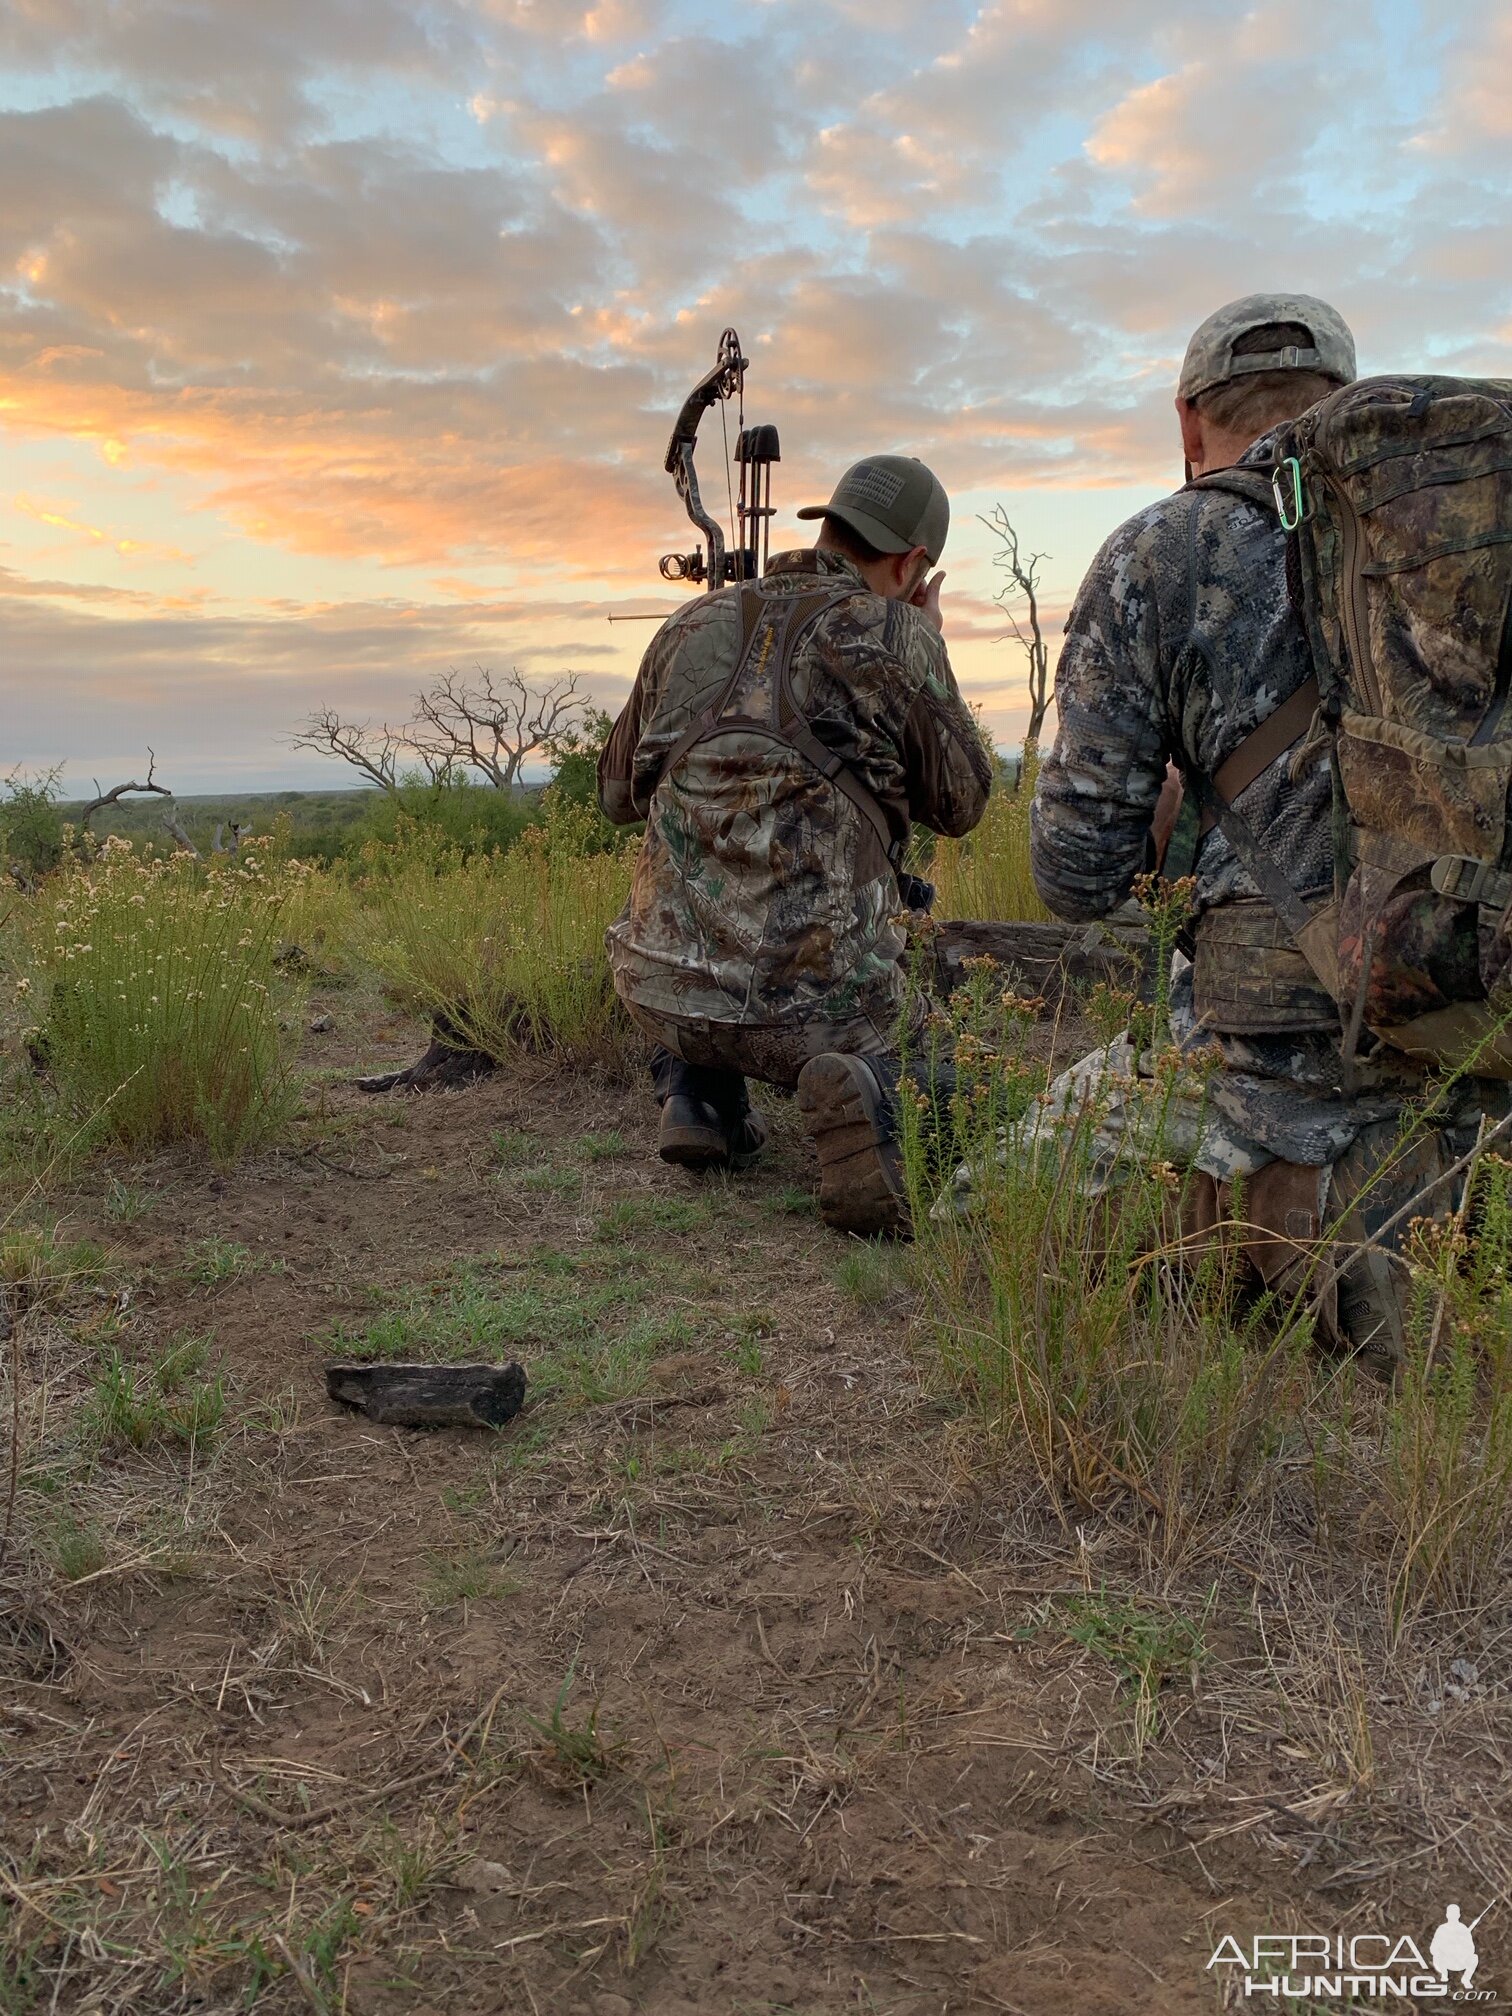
[1192,374,1512,1077]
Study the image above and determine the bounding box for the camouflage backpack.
[1195,375,1512,1077]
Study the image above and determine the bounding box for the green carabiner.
[1271,455,1309,532]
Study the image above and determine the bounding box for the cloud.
[1414,3,1512,150]
[1,0,1510,790]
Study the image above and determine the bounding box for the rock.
[309,1011,334,1033]
[593,1995,634,2016]
[453,1856,512,1893]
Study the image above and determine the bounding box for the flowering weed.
[28,839,301,1157]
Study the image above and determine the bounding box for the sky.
[2,0,1511,795]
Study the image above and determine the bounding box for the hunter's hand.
[911,569,945,634]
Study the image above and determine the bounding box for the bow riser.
[658,328,779,592]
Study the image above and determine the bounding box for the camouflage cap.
[1178,293,1356,402]
[796,455,950,564]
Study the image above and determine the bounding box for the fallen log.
[930,915,1153,1005]
[326,1360,527,1430]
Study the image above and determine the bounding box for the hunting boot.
[653,1051,768,1172]
[796,1052,910,1237]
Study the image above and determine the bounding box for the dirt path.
[4,995,1507,2014]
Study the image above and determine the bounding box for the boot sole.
[658,1122,734,1171]
[796,1054,910,1238]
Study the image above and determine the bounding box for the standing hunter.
[598,455,993,1224]
[1027,292,1511,1357]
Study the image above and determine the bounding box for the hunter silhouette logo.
[1431,1904,1488,1990]
[1207,1900,1499,2000]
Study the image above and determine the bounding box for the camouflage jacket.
[599,547,992,1028]
[1031,427,1333,927]
[1031,431,1428,1163]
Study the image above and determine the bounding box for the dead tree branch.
[980,506,1051,747]
[77,750,174,828]
[161,806,201,859]
[296,672,592,794]
[408,668,588,791]
[290,712,406,794]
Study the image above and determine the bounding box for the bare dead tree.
[980,506,1051,748]
[212,822,243,854]
[161,806,201,859]
[290,711,407,794]
[407,668,588,792]
[77,749,175,828]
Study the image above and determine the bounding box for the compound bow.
[659,326,780,591]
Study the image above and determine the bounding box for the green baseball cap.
[1178,292,1356,402]
[797,454,950,564]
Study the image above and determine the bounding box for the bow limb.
[660,328,745,589]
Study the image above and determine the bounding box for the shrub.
[28,839,302,1156]
[1,769,66,882]
[1383,1154,1512,1638]
[357,773,540,860]
[902,954,1307,1546]
[350,795,634,1074]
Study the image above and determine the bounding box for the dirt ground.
[4,990,1510,2015]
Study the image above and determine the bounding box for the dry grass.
[345,799,635,1077]
[930,745,1049,922]
[1,907,1510,2010]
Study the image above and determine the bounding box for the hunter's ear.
[1176,395,1205,473]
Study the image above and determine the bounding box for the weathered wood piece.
[931,916,1153,1006]
[356,1010,498,1093]
[326,1361,527,1430]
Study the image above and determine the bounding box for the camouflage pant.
[628,999,903,1109]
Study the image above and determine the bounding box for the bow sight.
[660,326,780,590]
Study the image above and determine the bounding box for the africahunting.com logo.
[1208,1902,1497,2001]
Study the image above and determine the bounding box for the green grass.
[519,1165,582,1198]
[30,844,301,1157]
[596,1197,709,1238]
[830,1243,895,1306]
[757,1185,816,1220]
[424,1547,519,1608]
[347,797,634,1075]
[80,1332,225,1452]
[1,1224,108,1305]
[525,1664,621,1785]
[489,1128,541,1170]
[322,1253,700,1408]
[575,1130,628,1162]
[1027,1589,1209,1757]
[103,1177,155,1224]
[181,1236,276,1285]
[53,1517,108,1581]
[928,744,1048,923]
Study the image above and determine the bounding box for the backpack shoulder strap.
[1196,674,1321,836]
[1185,466,1278,513]
[1165,472,1338,997]
[770,590,897,862]
[653,584,766,789]
[651,579,898,866]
